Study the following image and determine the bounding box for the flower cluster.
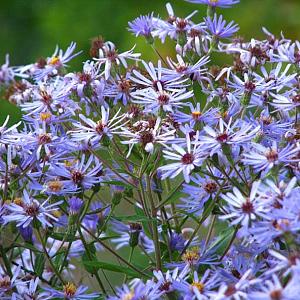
[1,0,300,299]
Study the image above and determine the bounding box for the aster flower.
[158,132,206,183]
[0,266,27,299]
[0,115,21,145]
[186,0,240,8]
[205,14,239,39]
[220,181,268,227]
[95,42,140,80]
[129,60,187,93]
[173,102,218,127]
[22,278,52,300]
[31,42,81,81]
[128,14,155,38]
[69,106,127,146]
[3,190,62,228]
[200,118,260,156]
[121,117,176,156]
[248,273,300,300]
[270,91,300,112]
[45,282,99,299]
[242,141,300,173]
[48,154,103,190]
[131,85,193,113]
[172,270,219,299]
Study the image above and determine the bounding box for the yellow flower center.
[122,291,134,300]
[49,56,60,65]
[40,112,52,121]
[13,197,24,206]
[209,0,219,3]
[47,180,63,192]
[182,247,200,265]
[192,281,205,293]
[192,111,202,119]
[63,282,77,296]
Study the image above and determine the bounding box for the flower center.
[270,289,282,300]
[38,134,52,144]
[140,131,154,146]
[95,121,106,134]
[122,291,134,300]
[0,276,11,290]
[182,247,200,265]
[158,92,170,105]
[25,203,40,217]
[49,56,60,65]
[181,153,194,165]
[204,181,217,194]
[47,180,63,192]
[71,170,84,184]
[63,282,77,297]
[40,112,52,122]
[241,199,254,214]
[191,281,204,293]
[266,149,278,162]
[216,133,228,143]
[159,281,172,292]
[192,111,202,120]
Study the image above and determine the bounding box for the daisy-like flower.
[131,84,192,113]
[242,141,300,173]
[200,118,260,155]
[220,181,268,227]
[22,278,52,300]
[45,282,99,299]
[185,0,240,8]
[158,132,206,183]
[172,270,219,300]
[270,91,300,112]
[69,106,127,146]
[205,14,239,39]
[153,266,189,295]
[129,60,187,93]
[95,42,140,80]
[49,154,102,190]
[128,14,155,38]
[31,42,81,81]
[2,190,62,228]
[173,102,218,127]
[121,117,176,156]
[0,266,27,299]
[163,55,210,81]
[248,274,300,300]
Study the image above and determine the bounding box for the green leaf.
[207,226,235,255]
[134,206,152,237]
[82,243,97,274]
[34,253,45,277]
[83,260,141,278]
[114,215,154,222]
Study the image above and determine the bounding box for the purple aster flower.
[186,0,240,8]
[200,118,260,156]
[173,102,218,127]
[95,42,140,80]
[22,278,52,300]
[69,106,127,146]
[158,132,206,183]
[45,282,99,299]
[172,269,219,299]
[242,141,300,173]
[249,274,300,300]
[28,42,82,81]
[220,181,269,227]
[121,117,175,156]
[128,14,155,38]
[49,154,102,190]
[2,190,62,228]
[205,14,239,38]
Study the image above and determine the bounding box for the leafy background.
[1,0,300,289]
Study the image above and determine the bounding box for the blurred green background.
[1,0,300,124]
